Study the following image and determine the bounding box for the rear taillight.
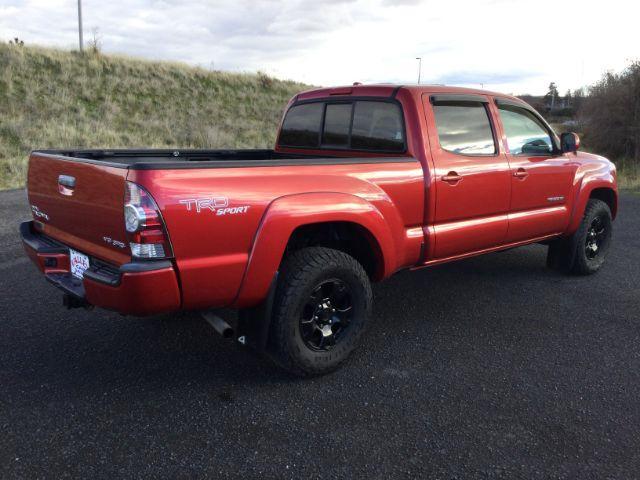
[124,182,173,259]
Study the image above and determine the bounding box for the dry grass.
[617,161,640,191]
[0,43,309,189]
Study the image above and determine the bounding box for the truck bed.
[33,149,412,170]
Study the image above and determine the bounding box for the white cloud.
[0,0,638,94]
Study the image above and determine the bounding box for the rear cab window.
[278,99,405,153]
[322,103,351,147]
[278,103,324,147]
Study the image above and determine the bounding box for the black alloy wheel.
[547,198,613,275]
[585,215,608,260]
[299,279,353,352]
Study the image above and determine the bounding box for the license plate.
[69,249,90,279]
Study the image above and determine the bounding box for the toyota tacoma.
[21,84,618,375]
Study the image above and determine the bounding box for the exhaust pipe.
[202,311,234,339]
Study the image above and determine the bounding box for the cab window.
[278,100,405,152]
[498,104,553,155]
[432,101,496,155]
[278,103,323,147]
[321,103,351,148]
[351,101,404,152]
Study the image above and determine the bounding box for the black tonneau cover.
[36,148,311,165]
[32,149,415,170]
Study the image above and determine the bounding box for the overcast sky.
[1,0,637,94]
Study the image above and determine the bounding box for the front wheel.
[547,198,613,275]
[269,247,372,376]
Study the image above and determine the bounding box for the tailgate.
[27,152,131,265]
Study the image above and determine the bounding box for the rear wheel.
[547,199,613,275]
[269,247,372,376]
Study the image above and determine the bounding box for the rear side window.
[278,103,323,147]
[432,102,496,155]
[498,104,553,155]
[278,100,405,152]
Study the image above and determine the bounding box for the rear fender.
[233,192,396,308]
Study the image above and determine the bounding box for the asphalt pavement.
[1,188,639,479]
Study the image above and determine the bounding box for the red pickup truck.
[21,84,617,375]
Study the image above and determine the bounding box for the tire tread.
[270,247,372,377]
[570,198,612,275]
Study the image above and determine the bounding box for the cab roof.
[295,83,523,104]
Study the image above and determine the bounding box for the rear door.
[27,153,130,265]
[422,94,511,259]
[494,99,575,242]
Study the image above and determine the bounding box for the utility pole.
[77,0,84,52]
[415,57,422,84]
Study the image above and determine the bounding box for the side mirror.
[561,132,580,153]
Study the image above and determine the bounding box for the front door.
[494,100,576,243]
[423,94,512,259]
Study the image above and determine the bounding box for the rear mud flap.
[236,273,278,352]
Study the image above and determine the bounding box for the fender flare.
[232,192,397,308]
[566,171,617,235]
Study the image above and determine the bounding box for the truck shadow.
[10,243,560,395]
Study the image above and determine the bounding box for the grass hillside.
[0,43,309,189]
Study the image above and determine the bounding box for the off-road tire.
[269,247,372,376]
[547,199,612,275]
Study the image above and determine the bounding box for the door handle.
[442,172,462,184]
[513,168,528,179]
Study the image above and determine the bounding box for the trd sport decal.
[179,196,250,216]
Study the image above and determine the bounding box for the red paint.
[23,246,70,275]
[22,84,617,316]
[27,153,131,266]
[128,161,425,310]
[420,93,511,258]
[83,267,181,316]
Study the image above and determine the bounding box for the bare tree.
[579,61,640,164]
[88,27,102,54]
